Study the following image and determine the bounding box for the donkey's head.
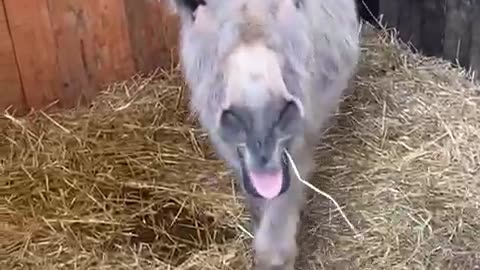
[169,0,313,199]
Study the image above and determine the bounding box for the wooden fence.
[0,0,179,114]
[379,0,480,78]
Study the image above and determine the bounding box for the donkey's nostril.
[259,154,269,166]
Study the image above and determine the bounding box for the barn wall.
[379,0,480,78]
[0,0,179,114]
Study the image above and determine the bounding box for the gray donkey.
[167,0,360,269]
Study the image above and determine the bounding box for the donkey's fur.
[168,0,360,268]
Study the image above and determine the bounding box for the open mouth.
[239,151,291,200]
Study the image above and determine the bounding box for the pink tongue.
[248,170,283,199]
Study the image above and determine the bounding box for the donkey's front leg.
[252,190,302,270]
[251,140,314,270]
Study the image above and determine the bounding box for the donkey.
[167,0,360,268]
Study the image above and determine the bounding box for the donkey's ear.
[167,0,206,19]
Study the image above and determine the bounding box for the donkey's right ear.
[167,0,206,20]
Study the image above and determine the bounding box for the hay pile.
[1,25,480,270]
[296,26,480,269]
[0,71,251,269]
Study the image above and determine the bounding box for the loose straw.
[284,150,363,241]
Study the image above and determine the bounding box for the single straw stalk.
[284,150,363,241]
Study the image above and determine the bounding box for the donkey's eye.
[219,109,247,143]
[275,100,303,136]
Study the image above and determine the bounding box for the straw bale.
[1,24,480,270]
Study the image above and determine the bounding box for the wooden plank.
[124,0,156,73]
[46,0,96,107]
[4,0,61,110]
[396,0,422,48]
[419,0,447,57]
[79,0,135,87]
[469,1,480,79]
[123,0,180,73]
[0,0,24,111]
[379,0,399,29]
[47,0,136,106]
[443,0,473,67]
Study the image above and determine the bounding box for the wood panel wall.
[379,0,480,78]
[0,0,179,113]
[0,0,24,111]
